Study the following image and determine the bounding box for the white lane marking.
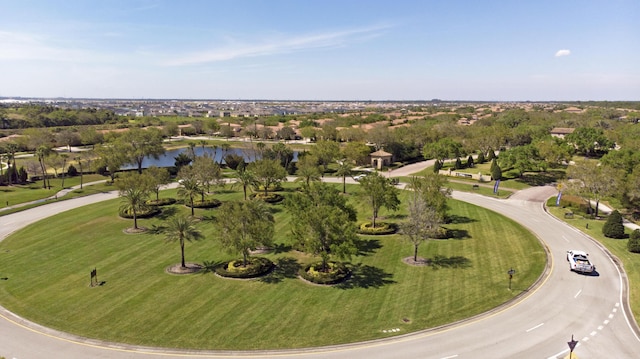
[604,320,610,325]
[574,289,582,298]
[547,342,581,359]
[440,355,458,359]
[609,314,614,319]
[591,331,598,336]
[526,323,544,332]
[613,308,618,313]
[562,235,570,242]
[598,325,604,330]
[582,336,589,342]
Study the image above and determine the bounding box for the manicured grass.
[1,174,107,208]
[0,184,545,350]
[546,203,640,325]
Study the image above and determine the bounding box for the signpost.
[508,268,516,290]
[568,335,578,358]
[90,268,98,287]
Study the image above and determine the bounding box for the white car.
[567,250,595,273]
[353,174,367,181]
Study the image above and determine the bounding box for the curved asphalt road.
[1,179,640,358]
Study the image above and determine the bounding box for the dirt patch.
[123,227,148,234]
[402,257,431,266]
[166,263,203,275]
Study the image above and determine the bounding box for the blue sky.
[0,0,638,101]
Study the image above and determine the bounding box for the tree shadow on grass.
[445,214,476,224]
[259,257,300,284]
[336,264,395,289]
[271,243,292,254]
[430,255,471,269]
[442,228,471,240]
[155,207,178,220]
[201,260,224,274]
[354,238,382,256]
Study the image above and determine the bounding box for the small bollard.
[586,223,589,229]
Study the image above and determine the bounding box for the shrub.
[357,222,398,235]
[118,207,160,219]
[146,198,176,206]
[628,230,640,253]
[67,164,79,176]
[215,257,273,278]
[251,193,284,203]
[602,210,626,239]
[299,261,350,285]
[186,199,221,209]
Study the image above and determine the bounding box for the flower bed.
[118,207,160,219]
[146,198,176,206]
[215,257,274,279]
[185,199,221,209]
[357,222,398,235]
[299,261,350,285]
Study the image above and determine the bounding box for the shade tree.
[285,182,358,272]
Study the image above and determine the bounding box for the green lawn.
[1,174,108,209]
[0,184,545,350]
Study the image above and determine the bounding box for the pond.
[121,146,297,170]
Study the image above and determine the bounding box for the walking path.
[2,159,638,232]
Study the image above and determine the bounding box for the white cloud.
[555,49,571,57]
[162,25,391,67]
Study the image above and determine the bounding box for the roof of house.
[550,127,575,134]
[370,149,393,157]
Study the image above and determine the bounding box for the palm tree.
[220,143,231,164]
[335,160,353,194]
[164,215,203,268]
[120,185,149,229]
[35,145,52,189]
[4,142,18,186]
[233,167,257,200]
[177,177,202,216]
[294,155,322,186]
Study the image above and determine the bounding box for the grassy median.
[0,185,545,350]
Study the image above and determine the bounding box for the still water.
[121,147,297,170]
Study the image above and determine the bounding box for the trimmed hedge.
[215,257,274,279]
[185,199,222,209]
[299,261,350,285]
[251,193,284,204]
[118,207,160,219]
[357,222,398,235]
[146,198,177,206]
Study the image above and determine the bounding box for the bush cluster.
[357,222,398,235]
[602,210,626,239]
[118,207,160,219]
[251,193,284,203]
[628,230,640,253]
[215,257,273,279]
[299,262,350,285]
[146,198,176,206]
[185,199,221,209]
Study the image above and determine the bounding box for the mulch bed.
[166,262,203,275]
[402,256,431,266]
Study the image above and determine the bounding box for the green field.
[0,184,546,350]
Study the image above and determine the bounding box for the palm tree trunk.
[180,238,186,268]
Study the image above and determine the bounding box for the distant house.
[550,127,575,139]
[370,149,393,169]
